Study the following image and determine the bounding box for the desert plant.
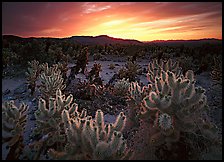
[177,56,199,73]
[25,60,40,95]
[48,109,132,160]
[210,55,222,85]
[147,58,182,86]
[113,78,130,97]
[93,52,103,60]
[118,61,141,81]
[87,62,103,85]
[109,63,115,70]
[39,63,66,100]
[128,59,220,159]
[2,101,28,160]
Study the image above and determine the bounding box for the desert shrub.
[93,52,103,60]
[87,63,103,86]
[210,55,222,85]
[2,48,21,68]
[177,56,199,73]
[109,63,115,70]
[113,78,130,97]
[118,61,141,81]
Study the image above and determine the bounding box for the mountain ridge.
[2,34,222,46]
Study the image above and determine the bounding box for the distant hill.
[144,38,222,47]
[64,35,143,45]
[2,35,222,47]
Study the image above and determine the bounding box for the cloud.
[2,2,222,40]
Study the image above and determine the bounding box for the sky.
[2,2,222,41]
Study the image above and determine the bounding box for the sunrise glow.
[2,2,222,41]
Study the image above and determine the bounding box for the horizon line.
[2,34,222,42]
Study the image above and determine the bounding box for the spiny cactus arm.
[113,112,126,132]
[35,98,49,120]
[95,109,104,131]
[185,70,195,82]
[109,131,122,153]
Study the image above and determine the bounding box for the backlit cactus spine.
[48,109,132,160]
[2,101,28,160]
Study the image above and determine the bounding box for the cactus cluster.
[48,109,131,160]
[143,70,210,140]
[32,88,131,160]
[128,59,220,159]
[33,89,75,147]
[147,59,182,86]
[2,101,28,160]
[39,63,66,100]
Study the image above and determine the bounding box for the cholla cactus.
[39,65,66,100]
[143,69,219,144]
[25,60,40,95]
[48,109,132,160]
[33,89,76,146]
[129,82,151,105]
[126,82,151,129]
[113,78,130,97]
[2,101,28,160]
[147,59,182,85]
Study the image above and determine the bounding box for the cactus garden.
[2,2,222,160]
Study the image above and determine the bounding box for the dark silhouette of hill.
[64,35,143,45]
[144,38,222,47]
[2,35,222,47]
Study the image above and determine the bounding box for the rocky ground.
[2,58,222,160]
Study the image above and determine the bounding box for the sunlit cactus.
[33,89,76,149]
[39,65,66,100]
[142,69,219,145]
[48,109,132,160]
[147,59,182,85]
[2,101,28,160]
